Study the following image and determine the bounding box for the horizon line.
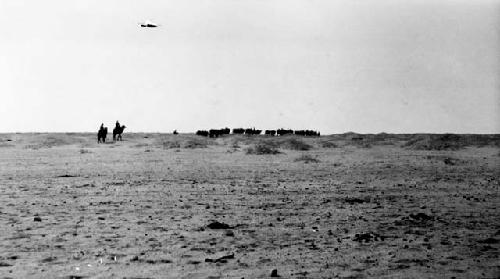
[1,131,499,136]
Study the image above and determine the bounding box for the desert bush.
[0,143,14,148]
[294,154,320,163]
[246,142,281,155]
[231,142,240,149]
[182,138,210,149]
[280,138,312,151]
[320,141,338,148]
[0,139,14,148]
[134,143,150,148]
[42,136,72,147]
[79,148,91,154]
[162,141,181,149]
[404,134,463,151]
[356,142,373,148]
[227,135,260,146]
[159,136,215,149]
[24,135,74,149]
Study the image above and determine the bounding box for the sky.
[0,0,499,133]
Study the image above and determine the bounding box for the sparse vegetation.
[182,138,210,149]
[320,141,338,148]
[355,142,372,148]
[231,142,240,149]
[162,141,181,149]
[0,141,14,148]
[404,134,464,150]
[158,135,216,149]
[79,149,91,154]
[294,154,320,163]
[37,136,71,148]
[246,142,281,155]
[279,138,312,151]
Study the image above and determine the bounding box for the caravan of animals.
[97,121,319,143]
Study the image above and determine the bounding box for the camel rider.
[99,123,104,132]
[115,121,120,129]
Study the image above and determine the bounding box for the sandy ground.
[0,133,499,279]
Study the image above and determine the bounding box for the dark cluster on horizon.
[97,122,126,143]
[195,128,320,138]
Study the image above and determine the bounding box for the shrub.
[0,141,14,148]
[182,138,209,149]
[321,141,338,148]
[162,141,181,149]
[404,134,463,151]
[294,154,320,163]
[231,142,240,149]
[356,142,372,148]
[25,135,73,149]
[246,143,281,155]
[280,138,311,151]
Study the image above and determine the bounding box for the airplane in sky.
[139,20,159,28]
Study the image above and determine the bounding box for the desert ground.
[0,133,499,279]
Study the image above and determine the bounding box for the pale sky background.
[0,0,499,133]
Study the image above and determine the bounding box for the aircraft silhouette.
[139,20,159,28]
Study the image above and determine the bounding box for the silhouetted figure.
[113,122,126,141]
[196,130,209,137]
[173,130,178,135]
[265,130,276,136]
[97,124,107,143]
[232,128,245,134]
[139,20,158,28]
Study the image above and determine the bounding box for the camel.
[97,127,108,143]
[113,125,126,141]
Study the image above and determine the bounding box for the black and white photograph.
[0,0,499,278]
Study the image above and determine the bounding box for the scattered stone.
[205,254,235,263]
[225,230,234,237]
[207,221,232,230]
[40,256,56,263]
[440,240,451,246]
[143,258,172,264]
[409,213,433,221]
[443,158,456,165]
[270,269,279,277]
[344,197,369,204]
[34,216,42,222]
[0,261,13,267]
[480,245,495,252]
[57,174,78,178]
[477,237,499,244]
[352,232,384,243]
[395,213,434,227]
